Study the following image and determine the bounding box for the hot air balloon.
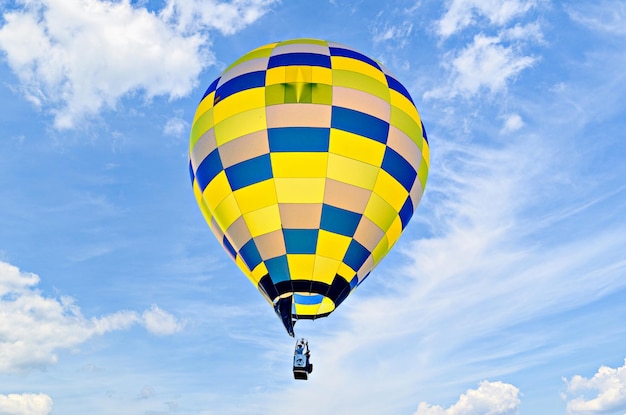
[188,39,429,344]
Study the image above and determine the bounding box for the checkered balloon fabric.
[189,38,429,322]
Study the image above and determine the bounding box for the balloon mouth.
[259,273,351,311]
[259,273,353,335]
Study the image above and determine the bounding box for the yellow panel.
[316,296,336,314]
[193,92,215,124]
[327,153,380,190]
[265,67,286,85]
[190,107,214,150]
[386,216,403,248]
[275,178,325,203]
[271,153,328,178]
[243,205,282,237]
[251,262,269,284]
[364,192,398,232]
[373,170,409,212]
[331,56,387,85]
[235,254,251,276]
[312,256,341,284]
[337,263,356,281]
[234,179,278,214]
[213,193,242,231]
[312,66,333,84]
[332,70,390,102]
[203,170,231,211]
[287,65,312,83]
[287,254,315,280]
[266,65,332,85]
[329,128,385,167]
[390,89,420,122]
[213,107,267,146]
[390,106,422,148]
[213,87,265,125]
[316,230,351,261]
[294,303,322,316]
[372,235,389,264]
[193,178,212,226]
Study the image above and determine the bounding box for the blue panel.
[386,74,414,104]
[349,275,359,289]
[222,235,237,260]
[399,198,414,229]
[320,204,362,237]
[239,239,262,270]
[268,53,331,69]
[202,76,220,101]
[294,293,323,305]
[225,154,272,191]
[329,47,381,70]
[331,106,389,144]
[343,240,370,271]
[266,255,291,283]
[421,121,428,144]
[284,229,318,254]
[188,160,195,184]
[381,147,417,192]
[214,71,265,103]
[268,127,330,152]
[195,149,223,191]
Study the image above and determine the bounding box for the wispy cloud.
[567,1,626,36]
[563,359,626,415]
[0,0,277,129]
[437,0,539,38]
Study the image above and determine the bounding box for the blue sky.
[1,0,625,414]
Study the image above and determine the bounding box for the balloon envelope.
[189,38,429,334]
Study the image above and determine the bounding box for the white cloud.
[163,115,189,137]
[425,34,535,99]
[0,0,276,129]
[564,359,626,415]
[142,304,185,335]
[0,260,182,372]
[502,113,523,132]
[0,393,53,415]
[414,381,521,415]
[437,0,538,38]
